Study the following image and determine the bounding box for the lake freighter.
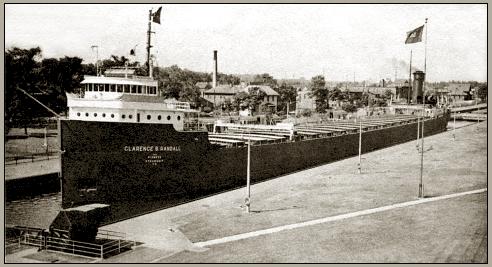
[58,8,450,223]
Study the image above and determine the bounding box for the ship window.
[129,115,133,119]
[158,115,162,120]
[117,84,123,93]
[111,114,114,118]
[137,86,142,94]
[122,114,126,119]
[110,84,116,92]
[131,85,136,94]
[167,115,171,120]
[94,113,97,117]
[77,112,80,116]
[85,113,89,117]
[147,115,151,120]
[105,84,109,92]
[124,85,130,93]
[177,115,181,121]
[98,84,103,91]
[102,113,106,117]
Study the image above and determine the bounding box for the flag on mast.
[405,25,424,44]
[152,7,162,24]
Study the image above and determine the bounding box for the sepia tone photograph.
[3,3,487,263]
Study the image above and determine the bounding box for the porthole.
[102,113,106,117]
[85,113,89,117]
[77,112,80,116]
[158,115,162,120]
[177,115,181,121]
[167,115,171,120]
[111,114,114,118]
[122,114,126,119]
[129,115,133,119]
[147,115,151,120]
[94,113,97,117]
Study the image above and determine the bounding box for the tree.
[383,89,394,101]
[342,103,358,113]
[276,83,297,113]
[477,84,487,102]
[5,47,42,135]
[232,87,267,114]
[233,91,249,111]
[153,65,202,107]
[309,75,329,113]
[251,73,277,88]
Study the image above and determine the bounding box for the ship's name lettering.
[124,146,181,152]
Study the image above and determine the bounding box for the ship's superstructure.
[67,68,197,131]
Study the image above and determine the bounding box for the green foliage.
[232,87,267,113]
[300,109,312,117]
[309,75,329,113]
[251,73,278,88]
[477,84,487,101]
[153,65,202,107]
[217,73,241,86]
[383,89,394,100]
[341,103,358,113]
[276,83,297,113]
[5,47,84,135]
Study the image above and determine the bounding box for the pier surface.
[7,121,487,263]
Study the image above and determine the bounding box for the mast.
[146,9,153,77]
[408,50,412,104]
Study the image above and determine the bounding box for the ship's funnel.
[213,50,218,88]
[412,71,425,104]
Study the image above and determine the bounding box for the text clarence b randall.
[124,145,181,152]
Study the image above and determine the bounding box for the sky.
[5,4,488,82]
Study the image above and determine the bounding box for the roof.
[393,79,409,87]
[447,83,471,96]
[345,86,396,95]
[196,82,210,89]
[244,85,280,96]
[204,85,239,95]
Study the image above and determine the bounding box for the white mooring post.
[358,119,362,174]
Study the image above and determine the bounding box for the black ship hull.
[60,112,450,223]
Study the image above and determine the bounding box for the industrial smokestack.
[213,50,218,88]
[412,71,425,104]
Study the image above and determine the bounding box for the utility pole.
[418,18,429,199]
[245,133,251,213]
[358,119,362,174]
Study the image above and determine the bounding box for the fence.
[5,150,59,165]
[7,228,135,259]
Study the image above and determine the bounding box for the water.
[5,192,62,229]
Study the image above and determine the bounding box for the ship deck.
[209,114,422,146]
